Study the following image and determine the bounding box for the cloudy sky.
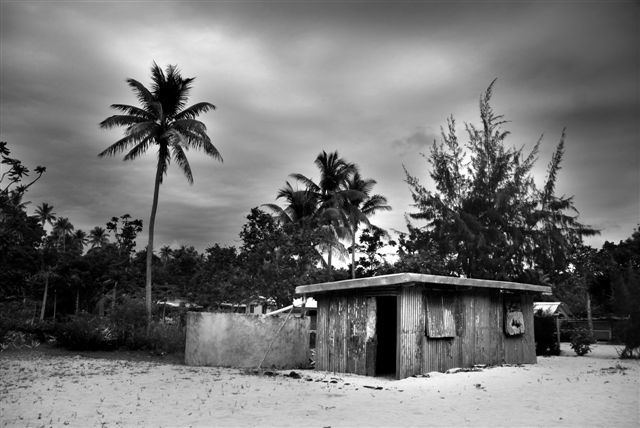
[1,1,638,255]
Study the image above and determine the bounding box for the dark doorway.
[375,296,397,376]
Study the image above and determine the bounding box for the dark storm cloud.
[392,127,439,156]
[1,1,637,253]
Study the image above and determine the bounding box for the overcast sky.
[1,1,638,255]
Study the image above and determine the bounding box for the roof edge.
[295,273,552,295]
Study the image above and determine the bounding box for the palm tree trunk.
[146,161,163,329]
[327,247,332,280]
[586,291,594,339]
[351,231,356,279]
[39,275,49,321]
[75,288,80,314]
[53,289,57,321]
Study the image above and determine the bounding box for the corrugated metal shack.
[295,273,551,379]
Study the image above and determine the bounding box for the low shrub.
[0,301,57,349]
[618,312,640,359]
[570,328,594,356]
[110,298,148,349]
[1,330,42,350]
[55,314,116,351]
[146,322,185,355]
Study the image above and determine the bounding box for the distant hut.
[295,273,551,379]
[533,301,573,319]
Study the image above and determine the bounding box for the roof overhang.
[295,273,552,296]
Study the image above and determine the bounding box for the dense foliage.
[402,81,597,283]
[2,80,638,360]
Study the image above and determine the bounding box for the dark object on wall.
[296,273,551,379]
[505,300,525,336]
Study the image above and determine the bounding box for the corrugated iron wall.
[316,287,537,379]
[315,294,377,375]
[399,288,536,376]
[397,286,424,379]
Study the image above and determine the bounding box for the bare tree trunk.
[112,282,117,312]
[146,161,163,331]
[39,275,49,321]
[53,289,57,321]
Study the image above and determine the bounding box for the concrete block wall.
[185,312,310,369]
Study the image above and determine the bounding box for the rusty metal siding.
[314,293,377,376]
[397,286,424,378]
[346,295,370,375]
[425,294,457,338]
[315,295,329,371]
[523,294,536,362]
[503,292,536,364]
[316,286,537,378]
[421,289,536,373]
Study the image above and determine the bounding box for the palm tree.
[89,226,109,248]
[291,151,359,278]
[35,202,56,228]
[36,267,57,321]
[52,217,74,252]
[159,245,173,266]
[344,171,391,278]
[99,62,221,325]
[72,230,87,253]
[263,181,319,225]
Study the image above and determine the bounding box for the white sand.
[1,343,638,427]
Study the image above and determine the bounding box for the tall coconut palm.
[159,245,173,266]
[37,213,69,319]
[99,62,220,325]
[89,226,109,248]
[72,230,87,253]
[35,202,56,228]
[344,171,391,278]
[291,151,359,277]
[35,203,57,321]
[52,217,74,252]
[263,181,319,225]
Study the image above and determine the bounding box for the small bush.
[619,312,640,359]
[146,322,185,355]
[570,328,594,356]
[110,298,148,349]
[0,300,36,339]
[55,314,116,351]
[49,299,185,355]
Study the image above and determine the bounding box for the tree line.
[1,66,637,356]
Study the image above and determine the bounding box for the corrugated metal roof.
[295,273,552,295]
[264,297,318,316]
[533,301,573,317]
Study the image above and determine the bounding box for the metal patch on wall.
[504,301,525,336]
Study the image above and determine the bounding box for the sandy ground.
[1,343,638,427]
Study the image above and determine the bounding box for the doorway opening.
[375,296,397,376]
